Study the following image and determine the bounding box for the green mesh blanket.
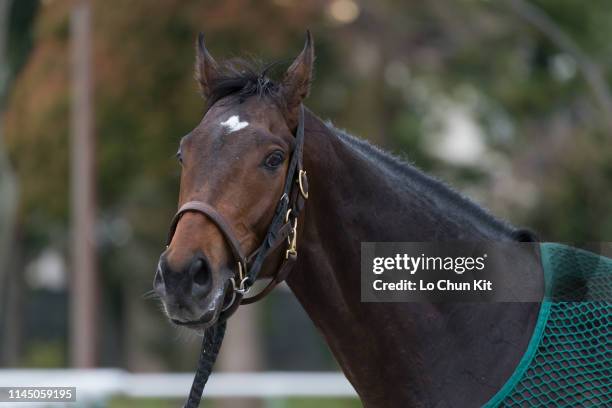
[484,243,612,407]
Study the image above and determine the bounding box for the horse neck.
[297,110,517,243]
[285,111,542,407]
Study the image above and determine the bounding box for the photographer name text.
[373,279,493,292]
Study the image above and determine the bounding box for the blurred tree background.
[0,0,611,404]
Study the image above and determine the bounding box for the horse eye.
[264,151,285,169]
[176,150,183,165]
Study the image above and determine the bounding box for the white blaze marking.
[220,115,249,133]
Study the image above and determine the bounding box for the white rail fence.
[0,369,357,406]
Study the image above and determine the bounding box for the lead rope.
[183,320,227,408]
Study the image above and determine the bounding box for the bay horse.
[154,32,547,407]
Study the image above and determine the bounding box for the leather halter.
[165,105,308,320]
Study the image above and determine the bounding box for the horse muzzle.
[154,253,233,330]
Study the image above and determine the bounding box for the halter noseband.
[165,104,308,320]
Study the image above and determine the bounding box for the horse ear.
[195,33,220,99]
[281,31,315,129]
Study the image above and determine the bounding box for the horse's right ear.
[281,31,315,130]
[195,33,220,99]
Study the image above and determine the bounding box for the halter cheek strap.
[165,104,309,319]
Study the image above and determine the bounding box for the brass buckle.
[285,215,298,259]
[298,170,309,199]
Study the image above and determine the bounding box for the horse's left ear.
[281,31,315,130]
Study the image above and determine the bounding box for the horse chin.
[169,283,230,332]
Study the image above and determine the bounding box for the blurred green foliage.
[22,340,65,368]
[1,0,38,105]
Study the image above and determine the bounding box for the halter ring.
[229,276,251,295]
[221,289,237,312]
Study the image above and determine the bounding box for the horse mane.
[203,58,285,111]
[329,124,536,241]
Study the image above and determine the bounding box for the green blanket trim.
[481,243,555,408]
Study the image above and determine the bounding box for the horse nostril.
[191,256,212,293]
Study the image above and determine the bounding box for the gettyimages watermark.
[361,242,612,302]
